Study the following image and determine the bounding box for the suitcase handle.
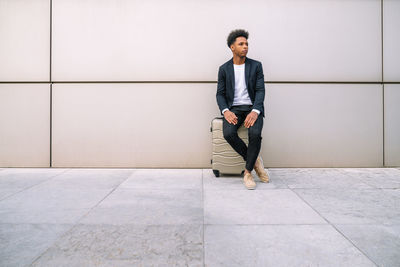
[210,116,224,132]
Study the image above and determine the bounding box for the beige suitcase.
[210,117,248,177]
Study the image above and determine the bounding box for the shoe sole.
[243,182,256,189]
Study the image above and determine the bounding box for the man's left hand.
[244,111,258,128]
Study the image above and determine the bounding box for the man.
[216,29,269,190]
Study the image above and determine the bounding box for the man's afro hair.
[227,29,249,48]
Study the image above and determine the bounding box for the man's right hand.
[224,110,238,125]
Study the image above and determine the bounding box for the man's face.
[230,36,248,57]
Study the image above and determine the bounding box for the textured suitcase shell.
[210,117,248,176]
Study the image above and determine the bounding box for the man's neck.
[233,55,246,65]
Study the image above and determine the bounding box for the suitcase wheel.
[212,170,220,177]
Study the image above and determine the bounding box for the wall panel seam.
[50,0,53,167]
[381,0,385,166]
[1,81,399,84]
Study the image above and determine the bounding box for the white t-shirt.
[232,63,252,106]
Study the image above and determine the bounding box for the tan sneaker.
[254,157,269,183]
[243,172,256,190]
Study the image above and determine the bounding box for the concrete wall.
[0,0,399,167]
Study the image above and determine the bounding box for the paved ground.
[0,167,399,267]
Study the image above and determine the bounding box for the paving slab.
[336,224,400,267]
[340,168,400,189]
[0,185,112,224]
[204,189,326,225]
[0,168,69,200]
[268,168,373,189]
[0,223,73,267]
[119,169,202,190]
[79,188,203,225]
[30,224,203,267]
[204,225,376,267]
[36,168,133,190]
[294,188,400,224]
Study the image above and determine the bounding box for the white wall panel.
[52,0,381,82]
[0,0,50,81]
[383,0,400,82]
[52,83,220,167]
[0,84,50,167]
[384,84,400,166]
[52,83,384,168]
[261,84,383,167]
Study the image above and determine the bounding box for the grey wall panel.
[0,0,50,81]
[261,84,383,167]
[384,84,400,166]
[383,0,400,82]
[0,84,50,167]
[52,83,220,167]
[52,0,381,82]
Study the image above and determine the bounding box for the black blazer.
[216,56,265,117]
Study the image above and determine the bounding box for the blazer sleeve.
[216,66,229,115]
[252,62,265,113]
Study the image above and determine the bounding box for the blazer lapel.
[228,57,235,92]
[245,56,250,89]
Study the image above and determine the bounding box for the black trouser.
[222,105,263,172]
